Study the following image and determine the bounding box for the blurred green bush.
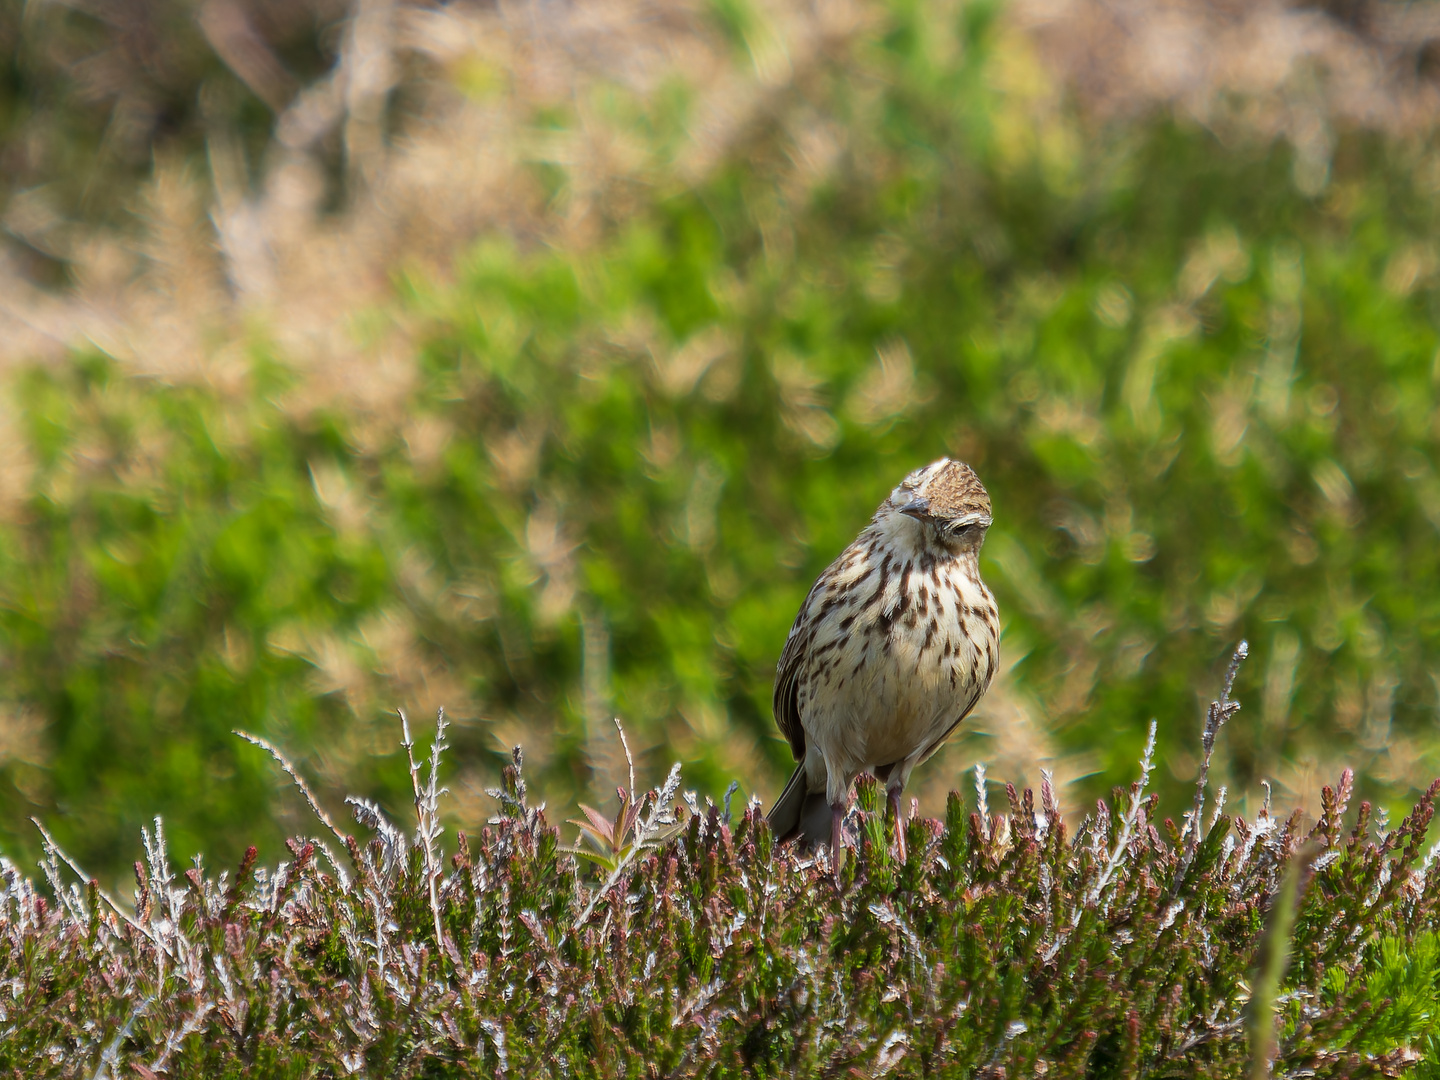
[2,0,1440,885]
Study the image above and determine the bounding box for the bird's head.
[884,458,992,553]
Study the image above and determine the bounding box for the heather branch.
[91,995,153,1080]
[1172,641,1248,898]
[1185,641,1248,849]
[614,716,636,806]
[973,763,990,841]
[401,707,449,951]
[31,818,157,948]
[1084,719,1157,910]
[235,729,351,852]
[1040,768,1060,831]
[347,796,407,872]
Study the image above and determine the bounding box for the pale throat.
[873,508,978,561]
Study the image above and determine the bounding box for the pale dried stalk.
[1083,719,1158,911]
[235,729,350,850]
[401,707,449,951]
[31,818,157,947]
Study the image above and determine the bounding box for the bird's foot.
[887,786,907,863]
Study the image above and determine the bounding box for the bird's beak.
[897,494,931,520]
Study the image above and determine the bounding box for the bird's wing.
[773,576,827,762]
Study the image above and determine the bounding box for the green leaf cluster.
[1328,932,1440,1061]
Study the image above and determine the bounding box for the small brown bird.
[767,459,999,878]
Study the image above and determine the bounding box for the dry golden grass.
[8,0,1435,395]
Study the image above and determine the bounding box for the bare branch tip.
[1222,641,1249,700]
[31,817,152,942]
[232,728,349,851]
[613,717,637,800]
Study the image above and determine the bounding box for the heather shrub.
[7,652,1440,1077]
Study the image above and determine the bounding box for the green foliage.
[3,0,1440,882]
[1326,932,1440,1060]
[7,715,1440,1077]
[0,357,393,875]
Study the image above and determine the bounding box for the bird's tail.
[767,764,831,846]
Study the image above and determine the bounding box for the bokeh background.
[2,0,1440,888]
